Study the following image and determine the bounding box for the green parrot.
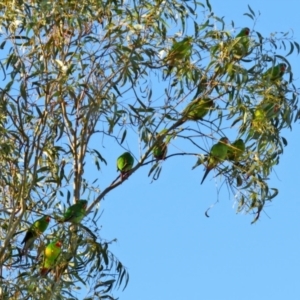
[183,98,215,121]
[252,98,280,127]
[232,27,250,59]
[236,27,250,38]
[153,141,168,160]
[117,152,134,180]
[201,137,229,185]
[227,139,245,161]
[59,200,87,224]
[40,240,62,276]
[254,107,266,121]
[250,101,280,139]
[21,215,50,255]
[263,63,286,81]
[256,95,282,120]
[165,36,193,77]
[152,129,169,160]
[212,27,250,61]
[257,102,280,120]
[170,98,214,130]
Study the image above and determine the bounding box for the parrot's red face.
[244,28,250,35]
[280,64,286,72]
[81,201,88,209]
[45,216,50,222]
[56,241,62,248]
[220,137,229,144]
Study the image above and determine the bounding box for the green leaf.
[286,42,294,57]
[20,82,27,102]
[37,166,50,173]
[93,150,107,165]
[206,0,212,12]
[247,5,255,17]
[281,137,288,146]
[243,13,254,20]
[148,163,159,177]
[120,130,127,144]
[294,41,300,54]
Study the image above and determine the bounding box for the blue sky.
[98,1,300,299]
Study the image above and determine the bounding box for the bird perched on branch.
[227,139,245,161]
[263,63,286,81]
[117,152,134,180]
[201,137,229,184]
[59,200,87,224]
[21,215,50,256]
[40,240,62,276]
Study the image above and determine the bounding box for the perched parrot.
[212,27,250,61]
[263,63,286,81]
[153,141,168,160]
[170,98,214,130]
[254,107,266,121]
[40,240,62,276]
[250,103,276,139]
[252,98,280,128]
[236,27,250,39]
[227,139,245,161]
[165,36,193,77]
[256,96,281,120]
[182,98,215,121]
[258,103,280,120]
[201,137,229,185]
[59,200,88,224]
[21,215,50,255]
[232,27,250,59]
[117,152,134,180]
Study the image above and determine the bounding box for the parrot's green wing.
[201,137,229,184]
[152,129,169,160]
[153,141,168,160]
[183,98,215,121]
[231,27,250,59]
[212,27,250,61]
[165,36,193,77]
[40,241,62,276]
[117,152,134,172]
[21,215,50,255]
[117,152,134,180]
[168,36,193,61]
[257,101,280,120]
[60,200,87,224]
[227,139,245,161]
[251,97,282,139]
[263,63,286,81]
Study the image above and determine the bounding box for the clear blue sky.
[97,1,300,300]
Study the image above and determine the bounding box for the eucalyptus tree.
[0,0,299,298]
